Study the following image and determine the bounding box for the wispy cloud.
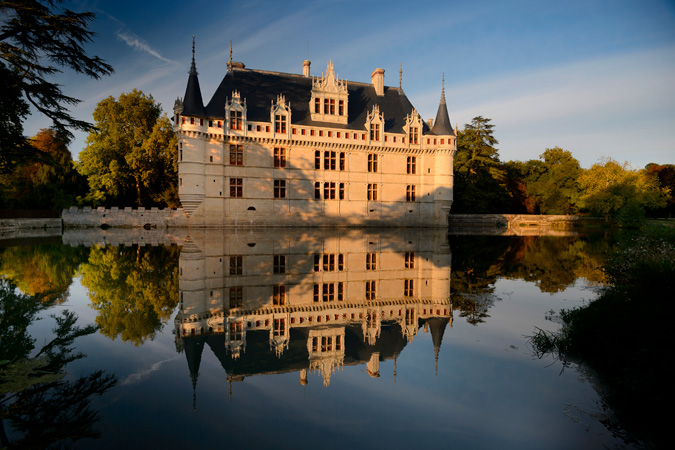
[121,356,179,386]
[116,30,177,65]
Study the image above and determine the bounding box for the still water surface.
[1,228,632,449]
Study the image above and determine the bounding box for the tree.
[0,0,113,172]
[645,163,675,217]
[78,90,179,207]
[524,147,582,215]
[578,158,668,225]
[452,116,510,213]
[0,128,85,209]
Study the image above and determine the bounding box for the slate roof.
[183,64,438,134]
[429,83,454,136]
[181,56,206,117]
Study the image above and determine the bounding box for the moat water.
[1,228,637,449]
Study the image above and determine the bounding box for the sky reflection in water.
[1,228,628,449]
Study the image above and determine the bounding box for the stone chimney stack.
[303,60,311,77]
[371,68,385,96]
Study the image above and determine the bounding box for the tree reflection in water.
[0,279,116,449]
[79,244,180,345]
[449,233,615,325]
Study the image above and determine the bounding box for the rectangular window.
[407,156,416,174]
[273,255,286,274]
[404,279,414,297]
[370,123,380,141]
[338,254,344,271]
[339,100,344,116]
[230,144,243,166]
[230,256,242,275]
[230,110,242,130]
[323,254,335,272]
[314,182,321,199]
[366,252,377,270]
[313,284,320,302]
[323,182,336,200]
[339,183,345,200]
[273,285,286,305]
[274,179,286,199]
[315,98,320,113]
[274,318,285,335]
[324,98,329,114]
[337,282,344,301]
[406,185,416,202]
[229,287,243,308]
[368,154,378,172]
[324,151,336,170]
[339,152,345,171]
[315,150,321,169]
[230,178,243,197]
[190,117,194,125]
[410,127,419,144]
[365,280,376,300]
[230,322,242,340]
[314,255,321,272]
[274,147,286,168]
[367,184,378,201]
[322,283,335,302]
[405,252,415,269]
[329,99,335,115]
[275,114,286,133]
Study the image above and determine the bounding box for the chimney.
[427,119,434,128]
[371,68,385,96]
[303,60,311,77]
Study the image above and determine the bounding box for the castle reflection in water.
[174,228,452,390]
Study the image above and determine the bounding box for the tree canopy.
[578,158,668,225]
[0,128,85,209]
[78,90,179,207]
[523,147,582,215]
[0,0,113,172]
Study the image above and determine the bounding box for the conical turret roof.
[430,74,454,136]
[182,36,206,117]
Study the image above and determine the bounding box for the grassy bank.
[530,225,674,447]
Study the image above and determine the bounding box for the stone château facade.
[174,40,457,227]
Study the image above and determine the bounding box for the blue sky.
[23,0,675,168]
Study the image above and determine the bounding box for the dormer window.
[271,94,291,138]
[310,61,348,124]
[404,109,423,147]
[370,123,380,141]
[275,114,287,133]
[365,104,384,146]
[225,90,247,135]
[230,110,242,130]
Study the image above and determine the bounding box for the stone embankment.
[62,206,188,228]
[0,218,62,240]
[449,214,600,236]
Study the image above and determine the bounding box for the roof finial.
[229,40,232,63]
[440,72,446,105]
[399,63,402,90]
[189,35,197,75]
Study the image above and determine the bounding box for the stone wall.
[448,214,602,231]
[0,218,62,240]
[62,206,189,228]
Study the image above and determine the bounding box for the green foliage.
[523,147,582,214]
[452,117,512,213]
[79,244,180,345]
[577,158,668,224]
[0,0,113,172]
[645,163,675,217]
[528,228,675,447]
[0,128,86,209]
[78,90,178,207]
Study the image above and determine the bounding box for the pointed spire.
[430,73,454,136]
[182,35,205,116]
[427,317,449,376]
[229,40,232,64]
[189,35,197,75]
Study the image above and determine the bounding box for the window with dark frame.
[274,147,286,168]
[230,178,243,197]
[230,256,243,275]
[229,287,243,308]
[367,184,377,201]
[273,254,286,274]
[274,179,286,199]
[367,154,378,172]
[407,156,416,174]
[230,110,242,130]
[406,185,416,202]
[230,144,243,166]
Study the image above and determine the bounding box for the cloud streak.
[117,30,177,65]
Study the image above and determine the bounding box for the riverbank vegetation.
[529,225,674,447]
